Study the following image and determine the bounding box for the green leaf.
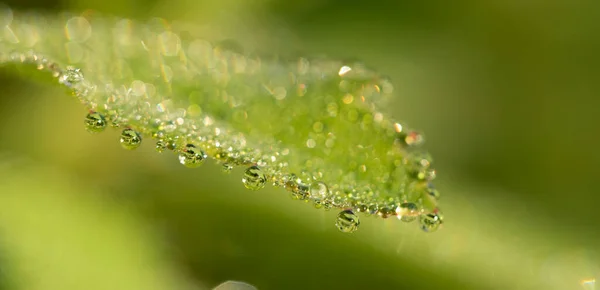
[0,6,442,232]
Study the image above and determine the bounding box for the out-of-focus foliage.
[0,0,599,290]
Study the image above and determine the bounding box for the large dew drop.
[242,166,266,190]
[335,209,360,233]
[178,144,207,168]
[120,128,142,150]
[84,111,106,133]
[419,210,444,232]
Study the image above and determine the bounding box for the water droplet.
[242,166,266,190]
[59,66,83,87]
[222,163,233,173]
[335,209,360,233]
[367,203,379,215]
[292,183,310,200]
[84,111,106,133]
[120,128,142,150]
[178,144,207,168]
[396,202,419,222]
[377,206,395,218]
[355,202,368,213]
[309,181,329,206]
[419,210,443,232]
[155,140,167,152]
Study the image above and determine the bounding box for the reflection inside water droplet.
[242,166,266,190]
[59,66,83,87]
[178,144,207,168]
[419,210,443,232]
[336,209,359,233]
[120,128,142,150]
[222,163,233,173]
[84,111,106,133]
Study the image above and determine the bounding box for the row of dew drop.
[1,50,443,234]
[84,108,443,233]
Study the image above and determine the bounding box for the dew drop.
[377,206,395,218]
[292,183,310,200]
[366,203,379,215]
[178,144,207,168]
[335,209,360,233]
[222,163,233,173]
[355,202,368,213]
[155,140,167,153]
[419,210,444,232]
[309,181,329,205]
[59,66,83,87]
[84,111,106,133]
[242,165,266,190]
[120,128,142,150]
[396,202,419,222]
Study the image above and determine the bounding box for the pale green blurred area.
[0,0,599,290]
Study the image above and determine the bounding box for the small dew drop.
[377,206,394,218]
[309,181,328,205]
[242,166,266,190]
[292,183,310,200]
[84,111,106,133]
[367,203,379,215]
[335,209,359,233]
[419,210,444,232]
[155,139,170,153]
[396,202,419,222]
[120,128,142,150]
[222,163,233,173]
[59,66,83,87]
[178,144,207,168]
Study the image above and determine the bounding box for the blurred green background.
[0,0,599,289]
